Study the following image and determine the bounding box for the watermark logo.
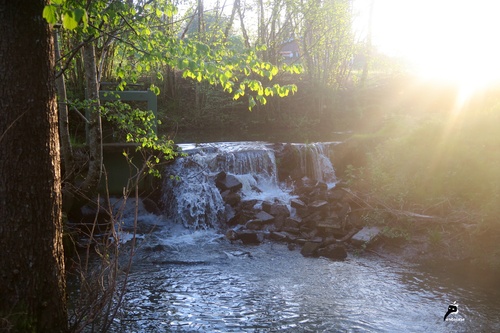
[443,301,465,322]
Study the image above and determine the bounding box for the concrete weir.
[100,143,159,195]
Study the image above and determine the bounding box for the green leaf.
[73,8,85,24]
[62,10,79,30]
[256,95,267,105]
[271,66,279,76]
[233,89,244,100]
[248,96,256,110]
[42,5,58,24]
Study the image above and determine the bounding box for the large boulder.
[317,244,347,261]
[215,172,243,192]
[300,241,321,257]
[350,226,380,247]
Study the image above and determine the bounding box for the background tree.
[0,1,67,332]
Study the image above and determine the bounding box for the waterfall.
[162,141,338,229]
[292,143,337,185]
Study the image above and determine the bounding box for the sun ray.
[370,0,500,109]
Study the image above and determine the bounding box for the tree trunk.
[0,1,67,332]
[80,41,103,195]
[54,28,75,183]
[257,0,267,60]
[223,0,240,42]
[238,4,251,48]
[360,0,374,88]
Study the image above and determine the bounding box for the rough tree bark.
[0,1,67,332]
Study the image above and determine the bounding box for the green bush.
[351,113,500,227]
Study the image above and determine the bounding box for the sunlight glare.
[372,0,500,105]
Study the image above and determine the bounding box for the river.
[112,224,500,332]
[99,139,499,332]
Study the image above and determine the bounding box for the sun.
[371,0,500,106]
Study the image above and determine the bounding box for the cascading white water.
[162,151,226,229]
[162,141,338,228]
[291,142,338,186]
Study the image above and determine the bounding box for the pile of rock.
[217,172,380,261]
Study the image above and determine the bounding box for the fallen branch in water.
[341,187,478,225]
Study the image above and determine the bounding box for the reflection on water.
[114,231,500,333]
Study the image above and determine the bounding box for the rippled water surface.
[112,229,500,333]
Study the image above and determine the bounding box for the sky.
[355,0,500,87]
[198,0,500,91]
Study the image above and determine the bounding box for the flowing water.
[115,228,500,333]
[109,141,499,332]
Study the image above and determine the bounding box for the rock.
[282,227,300,235]
[269,231,288,242]
[262,201,290,217]
[225,204,236,222]
[284,217,301,229]
[225,229,239,241]
[294,238,307,245]
[316,219,343,237]
[294,177,315,196]
[314,181,328,191]
[327,189,345,201]
[226,229,263,244]
[238,231,264,245]
[350,226,380,247]
[310,236,323,243]
[301,176,316,188]
[291,199,307,210]
[227,212,248,226]
[254,211,275,224]
[245,219,265,230]
[216,173,243,192]
[240,199,258,210]
[300,241,321,257]
[321,236,337,247]
[215,171,227,182]
[222,191,241,206]
[336,202,351,219]
[302,211,323,226]
[309,200,328,212]
[317,244,347,261]
[300,227,317,240]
